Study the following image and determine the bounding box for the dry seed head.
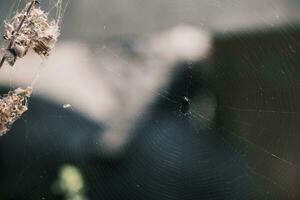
[0,87,32,136]
[3,1,60,59]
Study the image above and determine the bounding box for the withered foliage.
[0,1,64,136]
[0,87,32,135]
[3,1,60,62]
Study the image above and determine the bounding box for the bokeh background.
[0,0,300,199]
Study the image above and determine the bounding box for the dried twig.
[0,0,37,68]
[0,0,63,136]
[0,0,61,68]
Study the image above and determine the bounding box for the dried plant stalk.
[0,87,32,136]
[1,0,61,67]
[0,1,64,135]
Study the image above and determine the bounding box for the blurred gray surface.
[63,0,300,38]
[1,0,300,39]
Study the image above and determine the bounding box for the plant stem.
[0,0,37,68]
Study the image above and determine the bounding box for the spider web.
[0,1,300,200]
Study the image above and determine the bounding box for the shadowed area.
[0,82,262,199]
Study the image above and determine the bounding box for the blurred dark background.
[0,0,300,199]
